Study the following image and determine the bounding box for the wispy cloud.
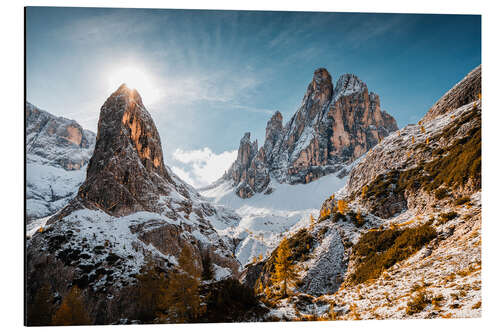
[149,68,271,115]
[52,10,163,45]
[171,147,237,188]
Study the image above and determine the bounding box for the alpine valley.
[25,66,482,324]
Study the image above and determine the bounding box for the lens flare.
[107,65,161,105]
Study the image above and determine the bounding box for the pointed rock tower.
[222,68,398,198]
[77,84,174,216]
[26,85,241,324]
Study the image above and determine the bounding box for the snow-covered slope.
[200,163,358,266]
[26,102,96,221]
[26,155,87,221]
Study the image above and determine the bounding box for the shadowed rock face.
[223,68,398,198]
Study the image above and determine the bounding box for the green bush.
[350,224,437,284]
[348,211,366,228]
[353,228,402,257]
[424,126,481,192]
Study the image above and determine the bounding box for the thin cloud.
[151,69,270,115]
[171,147,237,188]
[52,10,163,45]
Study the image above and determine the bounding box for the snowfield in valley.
[200,168,353,266]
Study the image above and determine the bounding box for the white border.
[2,1,498,332]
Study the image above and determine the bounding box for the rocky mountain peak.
[75,85,173,216]
[333,73,367,99]
[312,67,333,89]
[26,102,96,221]
[300,68,333,122]
[27,86,243,324]
[264,111,283,153]
[220,67,398,198]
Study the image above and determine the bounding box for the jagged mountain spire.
[223,68,398,198]
[75,84,174,216]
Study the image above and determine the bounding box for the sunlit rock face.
[222,68,398,198]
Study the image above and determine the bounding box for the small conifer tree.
[201,250,214,281]
[135,256,169,322]
[361,185,368,198]
[337,200,348,215]
[158,246,201,323]
[51,286,91,326]
[271,238,298,298]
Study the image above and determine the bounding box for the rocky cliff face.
[26,103,96,221]
[26,85,241,324]
[224,68,398,198]
[346,65,482,219]
[27,102,96,171]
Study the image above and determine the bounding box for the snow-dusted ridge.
[26,102,96,221]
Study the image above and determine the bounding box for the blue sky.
[26,7,481,187]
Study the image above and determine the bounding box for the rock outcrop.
[223,68,398,198]
[346,65,482,219]
[26,85,241,324]
[26,102,96,171]
[422,65,481,123]
[26,103,96,221]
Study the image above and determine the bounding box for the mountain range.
[25,65,482,324]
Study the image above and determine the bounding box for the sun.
[107,64,161,105]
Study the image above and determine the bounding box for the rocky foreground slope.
[26,85,241,324]
[241,65,481,320]
[219,68,398,198]
[26,103,96,221]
